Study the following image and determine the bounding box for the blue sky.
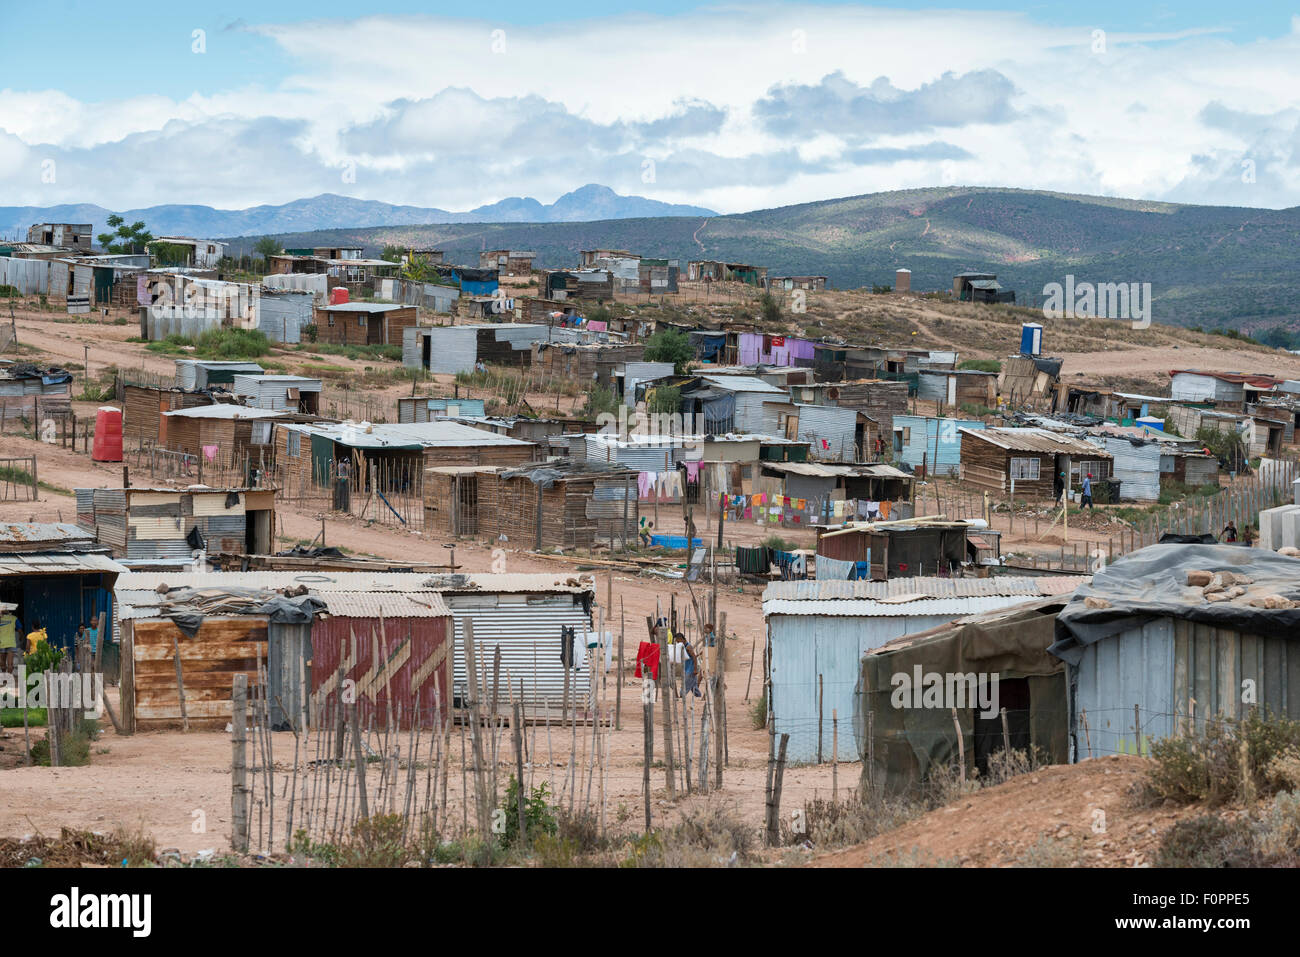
[1,1,1287,101]
[2,2,1299,212]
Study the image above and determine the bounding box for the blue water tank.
[1020,323,1043,356]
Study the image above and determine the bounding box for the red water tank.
[92,406,123,462]
[329,286,350,305]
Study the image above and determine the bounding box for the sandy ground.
[810,755,1206,867]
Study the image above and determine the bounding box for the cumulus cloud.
[2,5,1300,211]
[754,70,1019,139]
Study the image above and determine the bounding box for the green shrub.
[30,717,99,767]
[642,328,694,374]
[582,384,620,418]
[497,776,558,847]
[195,327,271,359]
[24,639,65,675]
[758,292,782,324]
[1156,814,1255,867]
[1144,711,1300,807]
[957,358,1001,373]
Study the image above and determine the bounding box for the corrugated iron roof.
[115,571,594,595]
[0,552,127,575]
[959,427,1111,455]
[763,594,1044,618]
[700,375,786,395]
[282,420,533,449]
[162,405,286,420]
[762,575,1089,609]
[0,522,90,544]
[317,591,449,618]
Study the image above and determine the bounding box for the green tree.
[647,385,681,415]
[758,292,782,324]
[97,214,153,254]
[254,237,281,265]
[643,328,694,374]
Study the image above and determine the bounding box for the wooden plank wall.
[130,616,266,727]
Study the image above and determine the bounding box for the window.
[357,315,366,327]
[288,432,301,457]
[1010,457,1040,481]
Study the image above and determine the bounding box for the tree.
[254,237,281,264]
[97,214,154,255]
[758,292,782,324]
[643,328,694,374]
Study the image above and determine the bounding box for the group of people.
[1053,471,1096,510]
[0,614,99,671]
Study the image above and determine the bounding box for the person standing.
[25,618,47,656]
[1053,471,1065,506]
[0,609,16,672]
[1222,522,1238,543]
[679,633,701,697]
[1081,473,1094,510]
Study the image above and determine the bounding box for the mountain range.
[216,186,1300,333]
[0,184,716,241]
[6,185,1299,332]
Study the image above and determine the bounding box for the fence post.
[231,673,250,853]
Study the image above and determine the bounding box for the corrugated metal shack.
[314,302,418,347]
[75,486,276,564]
[859,596,1073,793]
[232,374,322,413]
[397,396,487,423]
[758,462,914,511]
[762,576,1088,762]
[474,461,639,551]
[815,519,973,580]
[531,342,644,389]
[160,405,287,462]
[998,355,1062,411]
[278,420,535,488]
[958,427,1111,498]
[0,365,73,428]
[121,381,233,449]
[376,277,459,313]
[255,288,314,343]
[894,415,984,476]
[175,360,265,391]
[833,380,910,437]
[917,368,997,408]
[1092,433,1161,501]
[403,323,546,374]
[1051,544,1300,760]
[113,574,453,732]
[435,573,597,714]
[0,523,125,653]
[792,404,875,462]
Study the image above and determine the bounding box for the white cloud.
[1,6,1299,211]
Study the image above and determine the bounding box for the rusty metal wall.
[309,613,451,730]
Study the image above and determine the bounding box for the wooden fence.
[0,455,37,501]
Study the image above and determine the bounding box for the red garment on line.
[634,641,660,681]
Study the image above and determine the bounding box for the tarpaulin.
[860,601,1070,795]
[1050,543,1300,665]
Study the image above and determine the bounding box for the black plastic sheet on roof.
[1050,544,1300,664]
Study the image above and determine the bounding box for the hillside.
[219,187,1300,334]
